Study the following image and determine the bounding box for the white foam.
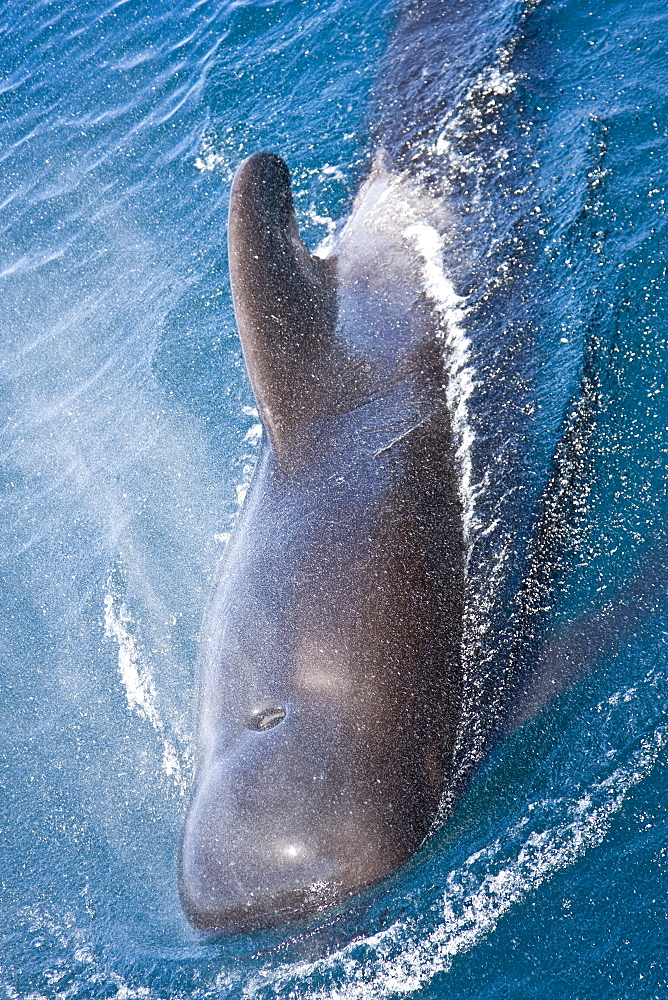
[103,591,160,728]
[193,134,233,177]
[404,223,479,546]
[243,423,263,446]
[433,52,519,206]
[235,480,250,506]
[305,206,337,236]
[103,584,187,795]
[234,455,258,510]
[231,408,265,511]
[321,164,346,183]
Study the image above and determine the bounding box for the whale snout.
[178,825,354,934]
[178,801,403,934]
[177,732,429,934]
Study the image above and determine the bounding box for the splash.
[194,133,235,179]
[103,591,160,728]
[433,47,520,204]
[103,581,187,796]
[404,223,478,547]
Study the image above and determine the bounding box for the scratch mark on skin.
[373,418,430,458]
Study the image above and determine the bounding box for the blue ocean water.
[1,0,667,996]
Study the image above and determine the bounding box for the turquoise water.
[1,0,667,996]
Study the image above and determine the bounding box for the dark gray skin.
[178,152,464,935]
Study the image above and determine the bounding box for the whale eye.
[248,706,286,731]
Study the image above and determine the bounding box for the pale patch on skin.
[293,635,353,698]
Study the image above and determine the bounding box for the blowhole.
[248,706,286,731]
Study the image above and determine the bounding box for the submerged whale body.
[178,151,465,934]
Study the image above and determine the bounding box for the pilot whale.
[177,150,466,934]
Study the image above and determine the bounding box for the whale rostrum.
[178,152,465,934]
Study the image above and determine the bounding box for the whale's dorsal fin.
[228,152,358,462]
